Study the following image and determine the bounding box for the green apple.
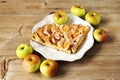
[40,59,58,77]
[70,5,85,17]
[23,54,41,72]
[93,28,107,42]
[53,10,68,25]
[85,12,101,26]
[16,43,33,59]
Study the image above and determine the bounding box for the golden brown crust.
[31,24,89,54]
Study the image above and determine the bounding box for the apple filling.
[31,24,89,54]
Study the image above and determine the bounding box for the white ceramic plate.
[30,14,94,62]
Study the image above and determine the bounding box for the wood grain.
[0,0,120,80]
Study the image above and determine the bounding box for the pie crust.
[31,24,89,54]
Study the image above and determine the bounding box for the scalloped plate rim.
[30,14,94,62]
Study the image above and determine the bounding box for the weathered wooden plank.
[0,0,119,14]
[4,55,120,80]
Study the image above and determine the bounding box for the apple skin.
[85,12,101,26]
[16,43,33,59]
[93,28,107,42]
[70,5,85,17]
[53,10,68,25]
[40,59,58,77]
[23,54,41,73]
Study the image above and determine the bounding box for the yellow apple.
[85,12,101,26]
[93,28,107,42]
[40,59,58,77]
[16,43,33,59]
[23,54,41,72]
[53,10,68,25]
[70,5,85,17]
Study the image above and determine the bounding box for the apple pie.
[31,24,90,54]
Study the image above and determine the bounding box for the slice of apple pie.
[31,24,90,54]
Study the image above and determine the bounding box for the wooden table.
[0,0,120,80]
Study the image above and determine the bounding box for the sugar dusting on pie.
[31,24,90,54]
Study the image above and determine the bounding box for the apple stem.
[99,29,103,35]
[21,47,24,50]
[91,14,94,16]
[46,63,50,66]
[58,14,62,18]
[75,5,81,8]
[28,58,32,61]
